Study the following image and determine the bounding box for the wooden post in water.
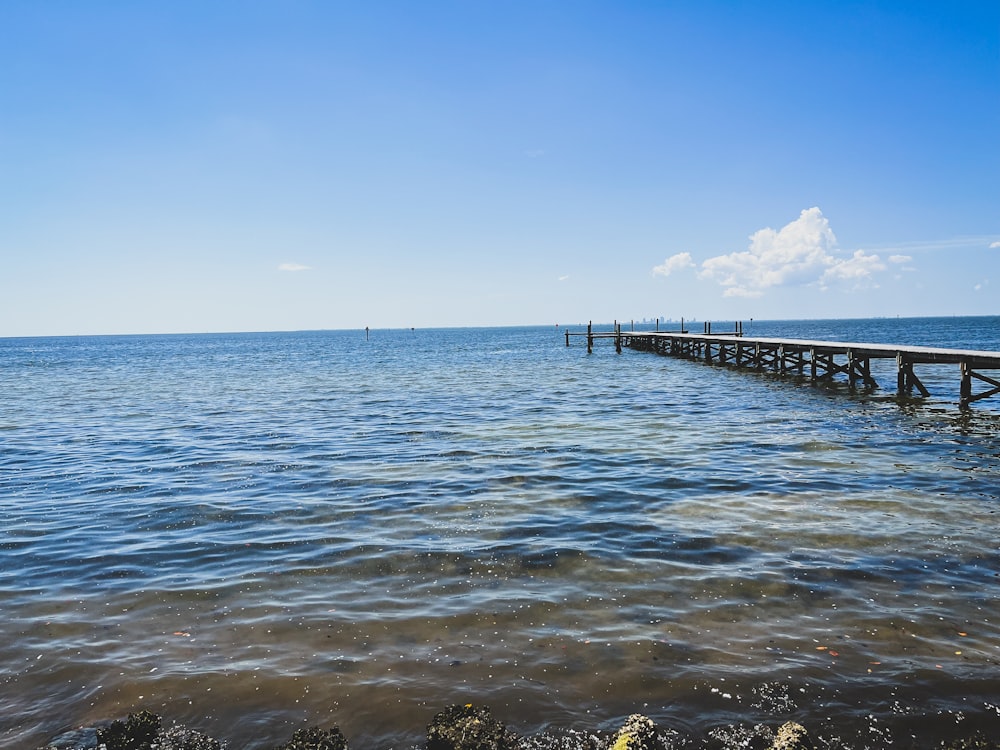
[961,361,972,407]
[580,318,1000,408]
[896,354,930,397]
[565,329,570,347]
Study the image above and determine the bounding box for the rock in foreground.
[427,704,518,750]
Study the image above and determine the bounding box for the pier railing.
[566,322,1000,408]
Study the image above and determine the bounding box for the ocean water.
[2,318,1000,749]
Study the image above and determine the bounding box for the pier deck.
[567,325,1000,407]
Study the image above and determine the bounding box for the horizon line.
[3,313,999,341]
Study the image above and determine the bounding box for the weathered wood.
[568,326,1000,407]
[897,355,930,397]
[961,363,1000,407]
[842,351,877,389]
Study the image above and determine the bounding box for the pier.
[567,322,1000,408]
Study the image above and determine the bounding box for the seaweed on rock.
[427,704,519,750]
[272,726,348,750]
[95,711,161,750]
[35,704,999,750]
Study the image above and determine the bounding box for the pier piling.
[566,323,1000,407]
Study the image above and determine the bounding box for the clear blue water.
[2,318,1000,748]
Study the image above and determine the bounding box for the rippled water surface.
[2,318,1000,748]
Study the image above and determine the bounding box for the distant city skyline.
[2,1,997,337]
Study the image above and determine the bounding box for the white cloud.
[991,242,1000,249]
[822,249,886,283]
[698,207,885,297]
[652,252,695,277]
[557,275,570,282]
[278,263,311,272]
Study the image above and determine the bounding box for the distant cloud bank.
[278,263,311,272]
[990,241,1000,249]
[654,207,889,298]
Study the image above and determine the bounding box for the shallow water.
[2,319,1000,748]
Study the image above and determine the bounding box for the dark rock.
[156,722,224,750]
[514,729,603,750]
[95,711,161,750]
[273,726,348,750]
[42,713,222,750]
[427,704,518,750]
[707,723,773,750]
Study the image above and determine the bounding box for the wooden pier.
[566,322,1000,408]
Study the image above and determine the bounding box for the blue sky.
[2,1,998,336]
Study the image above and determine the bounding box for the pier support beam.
[574,325,1000,408]
[960,362,1000,407]
[847,351,878,389]
[897,355,930,397]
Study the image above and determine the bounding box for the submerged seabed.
[2,318,1000,749]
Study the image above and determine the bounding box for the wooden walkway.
[566,323,1000,408]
